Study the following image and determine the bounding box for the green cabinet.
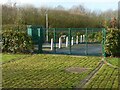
[27,25,44,53]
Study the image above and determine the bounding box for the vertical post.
[66,36,68,47]
[102,28,106,57]
[46,13,48,42]
[104,29,106,57]
[80,35,82,43]
[76,36,79,44]
[54,28,56,53]
[51,38,53,50]
[92,29,93,42]
[59,37,62,48]
[85,28,88,55]
[83,35,85,42]
[38,28,42,53]
[71,37,74,46]
[69,28,71,54]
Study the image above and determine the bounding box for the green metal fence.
[3,25,106,56]
[43,28,106,57]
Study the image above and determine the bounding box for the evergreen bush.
[105,28,120,57]
[2,30,34,53]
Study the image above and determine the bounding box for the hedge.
[105,28,120,57]
[2,30,34,53]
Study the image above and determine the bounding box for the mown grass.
[2,54,100,88]
[2,54,30,63]
[84,64,118,89]
[2,54,119,88]
[106,57,119,67]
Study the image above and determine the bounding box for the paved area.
[56,44,102,56]
[42,43,102,56]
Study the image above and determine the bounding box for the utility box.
[27,25,44,53]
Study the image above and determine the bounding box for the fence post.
[69,28,71,54]
[51,38,53,50]
[76,36,79,44]
[71,37,74,46]
[59,37,62,48]
[85,28,88,55]
[102,28,106,57]
[38,28,42,53]
[104,28,106,57]
[54,28,56,53]
[66,36,68,47]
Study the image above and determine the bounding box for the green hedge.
[105,28,120,57]
[2,30,34,53]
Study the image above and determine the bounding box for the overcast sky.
[0,0,119,11]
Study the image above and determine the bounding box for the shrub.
[2,30,34,53]
[105,28,120,57]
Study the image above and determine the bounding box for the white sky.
[0,0,119,11]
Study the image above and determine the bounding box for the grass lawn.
[84,57,119,89]
[1,54,30,63]
[2,54,100,88]
[85,64,118,89]
[2,54,119,88]
[106,57,119,67]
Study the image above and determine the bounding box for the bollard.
[80,35,82,43]
[66,36,68,47]
[76,36,79,44]
[71,37,74,46]
[83,35,85,42]
[59,37,62,48]
[51,38,53,50]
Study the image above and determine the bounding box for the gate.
[42,28,106,57]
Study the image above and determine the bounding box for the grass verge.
[2,54,100,88]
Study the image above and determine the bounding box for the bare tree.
[69,4,87,15]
